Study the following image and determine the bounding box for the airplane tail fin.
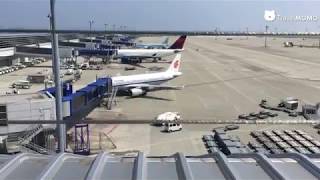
[168,35,187,49]
[167,53,182,73]
[161,37,169,45]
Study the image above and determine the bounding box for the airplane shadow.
[126,95,173,101]
[131,64,146,68]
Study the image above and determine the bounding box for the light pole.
[318,26,320,48]
[49,0,65,152]
[214,27,218,40]
[104,24,108,40]
[89,20,94,43]
[104,24,108,34]
[246,27,249,40]
[264,25,269,48]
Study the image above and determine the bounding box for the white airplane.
[135,36,169,49]
[112,53,183,96]
[116,35,186,64]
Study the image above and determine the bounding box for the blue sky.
[1,0,320,32]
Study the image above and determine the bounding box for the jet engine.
[129,88,146,97]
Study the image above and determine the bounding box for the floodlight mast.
[50,0,65,152]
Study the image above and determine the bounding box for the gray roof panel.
[187,158,225,180]
[0,152,319,180]
[228,158,272,180]
[270,158,317,180]
[52,156,94,180]
[0,153,51,180]
[147,158,178,180]
[0,155,12,167]
[101,157,135,180]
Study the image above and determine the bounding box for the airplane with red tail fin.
[112,53,183,97]
[116,35,186,64]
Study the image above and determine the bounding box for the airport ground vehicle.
[11,80,31,89]
[14,63,26,69]
[289,111,298,117]
[0,67,8,74]
[10,66,19,71]
[284,42,294,47]
[249,112,259,117]
[153,112,181,126]
[225,125,239,131]
[257,114,268,119]
[246,116,258,120]
[124,66,136,71]
[23,60,35,67]
[279,97,299,110]
[80,63,90,70]
[163,122,182,133]
[1,66,10,73]
[95,65,103,70]
[65,69,74,75]
[238,114,248,119]
[267,112,278,117]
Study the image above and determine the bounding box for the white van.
[164,122,182,133]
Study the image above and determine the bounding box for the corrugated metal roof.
[0,152,319,180]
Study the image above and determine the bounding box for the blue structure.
[42,77,112,126]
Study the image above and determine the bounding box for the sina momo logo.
[264,10,276,21]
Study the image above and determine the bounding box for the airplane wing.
[124,83,184,91]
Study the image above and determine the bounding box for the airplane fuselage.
[112,72,177,87]
[109,53,183,96]
[116,49,182,59]
[135,44,168,49]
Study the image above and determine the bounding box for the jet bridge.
[59,41,119,50]
[42,77,113,127]
[14,45,116,58]
[14,46,73,58]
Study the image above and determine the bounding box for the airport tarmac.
[88,36,320,155]
[89,36,320,121]
[1,36,320,155]
[101,124,318,156]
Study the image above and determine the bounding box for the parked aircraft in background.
[116,35,186,64]
[135,36,169,49]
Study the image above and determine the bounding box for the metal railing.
[19,138,55,155]
[4,119,320,125]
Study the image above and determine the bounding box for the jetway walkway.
[42,77,113,125]
[14,45,116,58]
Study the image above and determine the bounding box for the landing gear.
[152,57,161,63]
[153,58,158,63]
